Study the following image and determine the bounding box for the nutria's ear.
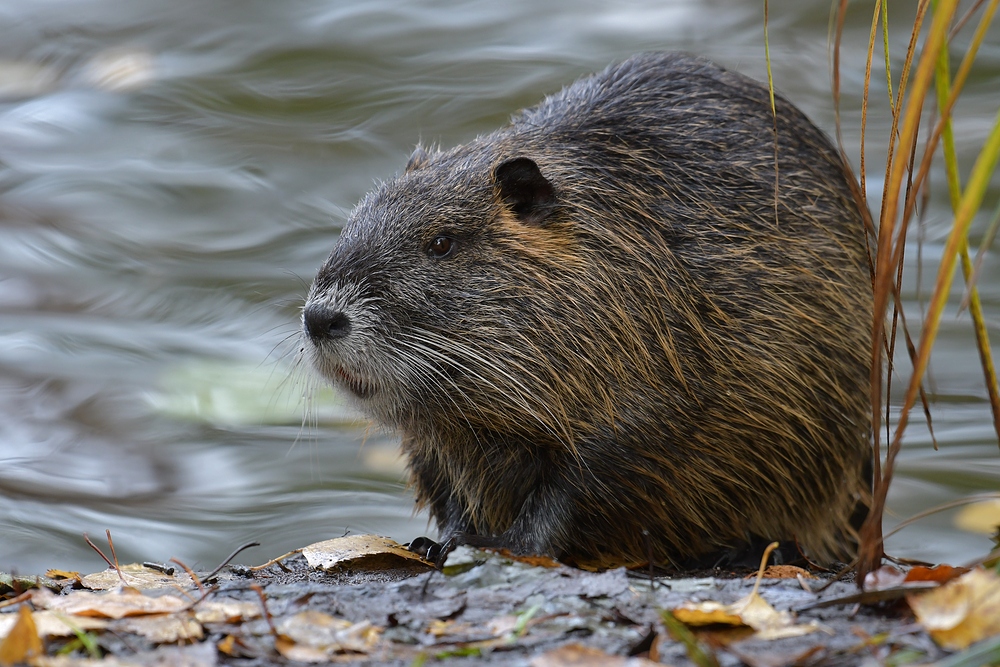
[494,157,556,226]
[405,145,431,173]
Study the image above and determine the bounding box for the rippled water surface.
[2,0,999,572]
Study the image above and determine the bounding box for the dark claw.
[407,535,460,568]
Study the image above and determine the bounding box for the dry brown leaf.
[274,610,381,662]
[301,534,434,572]
[0,605,43,666]
[33,587,188,619]
[45,570,81,583]
[904,564,969,584]
[80,564,194,591]
[116,613,203,643]
[907,567,1000,650]
[529,643,661,666]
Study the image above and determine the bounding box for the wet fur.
[304,53,872,569]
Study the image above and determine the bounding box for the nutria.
[301,52,872,569]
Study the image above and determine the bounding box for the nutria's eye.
[427,236,456,259]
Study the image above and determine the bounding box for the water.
[1,0,998,573]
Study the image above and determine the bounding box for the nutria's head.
[302,147,590,441]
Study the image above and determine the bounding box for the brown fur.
[302,53,872,569]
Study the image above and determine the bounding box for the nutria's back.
[303,52,872,569]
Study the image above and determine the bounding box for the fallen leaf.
[529,643,660,666]
[489,549,563,568]
[301,535,434,572]
[33,587,189,619]
[427,619,476,638]
[45,570,81,582]
[672,591,822,640]
[907,567,1000,650]
[904,565,968,584]
[217,634,240,657]
[0,611,108,639]
[193,600,261,624]
[116,614,203,643]
[274,610,381,662]
[671,602,743,627]
[0,606,43,666]
[80,564,193,591]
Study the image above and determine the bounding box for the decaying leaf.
[33,587,189,619]
[301,534,434,572]
[116,614,203,643]
[0,605,43,666]
[529,642,660,666]
[192,599,261,624]
[907,567,1000,650]
[45,570,81,583]
[0,610,108,639]
[80,564,194,591]
[274,610,381,662]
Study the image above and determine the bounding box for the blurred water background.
[1,0,999,573]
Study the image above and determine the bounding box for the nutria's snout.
[303,303,352,342]
[302,280,384,402]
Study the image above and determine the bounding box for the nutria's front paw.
[407,535,460,568]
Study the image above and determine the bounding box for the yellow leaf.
[0,606,44,666]
[671,602,744,627]
[672,593,821,640]
[908,567,1000,650]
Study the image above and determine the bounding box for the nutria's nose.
[303,304,352,342]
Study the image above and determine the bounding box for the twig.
[170,558,205,595]
[249,549,301,572]
[83,532,125,586]
[251,584,279,639]
[202,541,260,582]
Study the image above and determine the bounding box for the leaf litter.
[2,533,1000,666]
